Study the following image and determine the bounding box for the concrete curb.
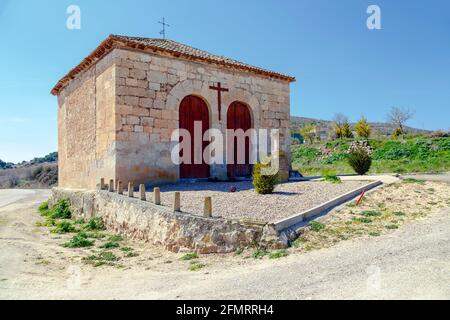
[273,180,383,232]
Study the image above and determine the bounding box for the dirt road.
[0,188,449,299]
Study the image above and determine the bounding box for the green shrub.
[348,149,372,175]
[84,217,105,231]
[252,162,278,194]
[252,248,268,259]
[82,251,119,267]
[108,235,123,242]
[100,241,120,249]
[269,249,289,259]
[189,261,205,271]
[38,202,49,215]
[51,199,71,219]
[309,221,325,232]
[51,221,76,234]
[63,232,94,248]
[180,252,198,261]
[321,168,341,184]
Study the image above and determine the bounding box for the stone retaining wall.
[50,187,286,253]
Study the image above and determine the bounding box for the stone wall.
[57,51,117,189]
[50,187,286,253]
[57,47,291,189]
[113,48,291,185]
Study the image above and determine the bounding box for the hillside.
[291,136,450,176]
[0,152,58,189]
[291,116,432,140]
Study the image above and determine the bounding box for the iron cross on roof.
[158,17,170,39]
[209,82,229,121]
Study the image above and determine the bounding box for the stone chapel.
[51,35,295,189]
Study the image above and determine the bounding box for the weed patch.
[309,221,325,232]
[269,249,289,259]
[180,252,198,261]
[63,232,94,248]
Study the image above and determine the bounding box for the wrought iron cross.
[158,17,170,39]
[209,82,229,121]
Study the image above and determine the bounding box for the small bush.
[321,168,341,184]
[269,249,289,259]
[360,210,381,217]
[38,202,49,214]
[108,235,123,242]
[348,149,372,175]
[63,232,94,248]
[189,261,205,271]
[309,221,325,232]
[84,217,105,231]
[82,251,119,267]
[252,162,278,194]
[180,252,198,261]
[100,241,120,249]
[353,217,372,224]
[252,248,268,259]
[51,199,71,219]
[51,221,76,234]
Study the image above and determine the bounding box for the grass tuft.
[180,252,198,261]
[269,249,289,259]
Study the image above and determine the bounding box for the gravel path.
[144,180,370,222]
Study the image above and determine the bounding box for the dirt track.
[0,188,449,300]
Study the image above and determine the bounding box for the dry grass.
[293,180,450,252]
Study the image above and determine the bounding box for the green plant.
[369,232,380,237]
[51,199,71,219]
[108,235,123,242]
[51,221,76,234]
[252,248,268,259]
[269,249,289,259]
[180,252,198,261]
[348,149,372,175]
[84,217,105,231]
[63,232,94,248]
[352,217,372,223]
[321,168,341,184]
[38,202,49,215]
[82,251,119,267]
[100,241,119,249]
[355,116,371,138]
[74,218,86,224]
[189,261,205,271]
[121,247,133,252]
[309,221,325,232]
[360,210,381,217]
[252,162,278,194]
[234,248,244,256]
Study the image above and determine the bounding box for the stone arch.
[166,80,217,127]
[222,88,260,129]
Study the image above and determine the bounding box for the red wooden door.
[227,101,252,178]
[179,95,210,179]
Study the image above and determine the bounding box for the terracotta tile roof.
[51,34,295,95]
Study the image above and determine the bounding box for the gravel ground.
[142,180,371,222]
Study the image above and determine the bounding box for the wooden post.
[153,187,161,205]
[203,196,212,218]
[108,179,114,192]
[128,182,134,198]
[139,184,146,201]
[100,178,105,190]
[117,181,123,195]
[173,192,180,212]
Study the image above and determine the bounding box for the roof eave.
[51,35,295,96]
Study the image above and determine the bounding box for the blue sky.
[0,0,449,162]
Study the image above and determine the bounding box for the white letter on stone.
[66,5,81,30]
[171,129,191,165]
[203,129,223,165]
[367,5,381,30]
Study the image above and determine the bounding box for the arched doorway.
[227,101,252,178]
[179,95,210,179]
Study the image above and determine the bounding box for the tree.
[299,123,317,144]
[342,123,354,138]
[355,116,371,138]
[387,107,414,136]
[332,113,349,139]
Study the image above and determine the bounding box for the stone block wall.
[113,48,291,185]
[50,187,286,253]
[57,47,291,189]
[57,51,117,189]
